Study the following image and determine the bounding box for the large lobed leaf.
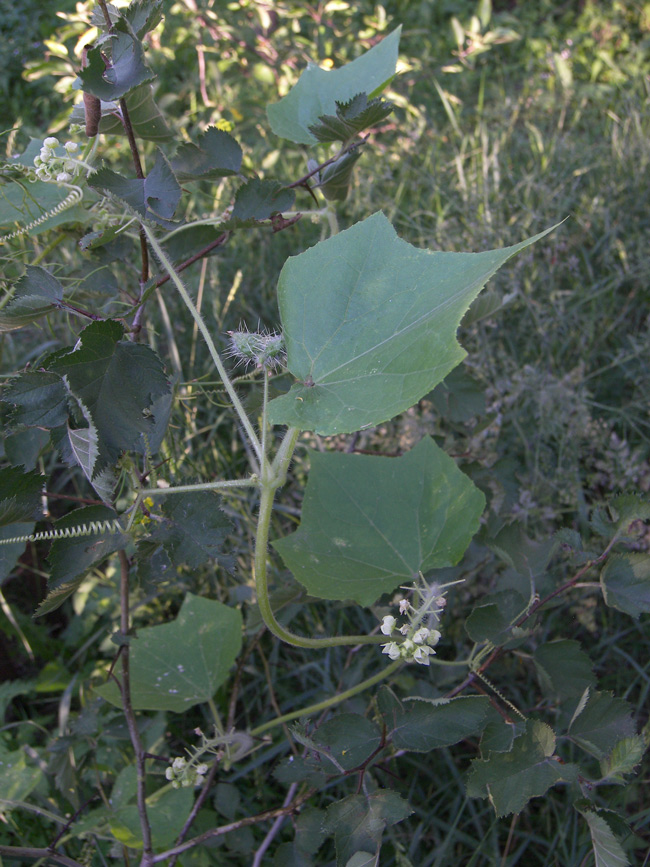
[95,593,242,711]
[268,212,558,436]
[273,437,484,606]
[267,28,401,144]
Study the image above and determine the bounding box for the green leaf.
[273,437,484,605]
[268,213,557,435]
[267,28,401,144]
[36,505,127,617]
[121,0,163,39]
[601,553,650,618]
[0,523,34,584]
[105,86,171,142]
[49,319,170,466]
[313,713,381,770]
[465,589,529,646]
[309,93,394,144]
[599,736,646,784]
[231,179,295,221]
[274,755,327,787]
[568,691,636,759]
[466,720,579,816]
[0,466,43,526]
[89,149,180,226]
[0,678,37,721]
[171,127,243,181]
[0,743,42,806]
[4,428,49,471]
[79,20,155,101]
[576,807,631,867]
[319,150,362,202]
[0,266,63,332]
[150,491,233,569]
[94,593,242,711]
[109,786,193,851]
[430,367,486,423]
[533,640,596,699]
[324,790,412,867]
[2,371,69,428]
[381,695,490,752]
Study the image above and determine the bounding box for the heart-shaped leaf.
[272,437,484,605]
[268,212,557,436]
[95,593,242,711]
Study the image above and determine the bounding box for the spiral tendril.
[0,519,124,547]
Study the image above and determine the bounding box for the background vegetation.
[1,1,649,864]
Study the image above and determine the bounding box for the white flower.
[171,780,180,789]
[195,774,206,786]
[56,172,72,184]
[412,627,430,645]
[43,136,59,148]
[40,147,53,163]
[33,156,42,167]
[64,140,78,153]
[380,615,397,635]
[381,642,401,660]
[413,646,433,666]
[165,767,174,780]
[428,629,442,647]
[196,763,208,775]
[399,599,410,614]
[36,168,51,181]
[172,757,186,770]
[399,624,409,635]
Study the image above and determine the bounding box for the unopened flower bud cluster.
[165,755,210,789]
[32,137,80,184]
[380,581,448,666]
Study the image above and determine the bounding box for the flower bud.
[380,615,397,635]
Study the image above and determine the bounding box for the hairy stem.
[117,550,154,864]
[141,224,263,463]
[251,659,402,737]
[254,429,384,649]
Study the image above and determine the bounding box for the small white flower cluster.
[32,136,80,184]
[164,755,209,789]
[380,581,449,666]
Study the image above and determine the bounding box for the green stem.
[141,223,263,463]
[138,478,258,498]
[254,430,384,649]
[250,660,402,737]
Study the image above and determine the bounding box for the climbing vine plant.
[0,2,648,865]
